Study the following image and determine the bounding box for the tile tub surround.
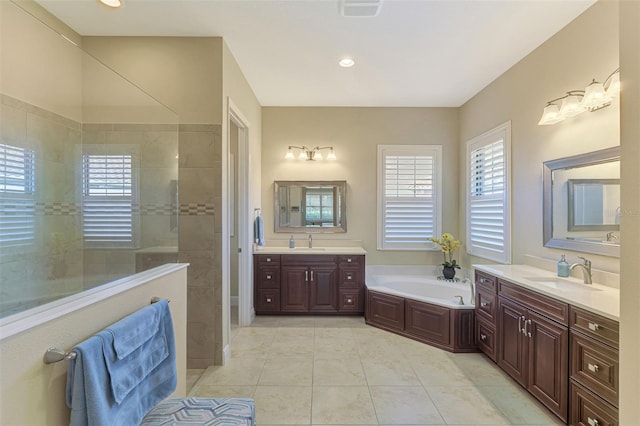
[188,316,563,425]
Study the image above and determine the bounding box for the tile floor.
[187,315,563,425]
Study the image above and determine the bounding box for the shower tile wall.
[178,124,221,368]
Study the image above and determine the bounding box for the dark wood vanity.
[254,253,365,314]
[474,269,619,425]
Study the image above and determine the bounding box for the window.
[0,143,35,247]
[377,145,442,250]
[82,151,139,248]
[305,188,334,226]
[466,121,511,263]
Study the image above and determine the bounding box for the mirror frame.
[274,180,347,234]
[543,146,620,257]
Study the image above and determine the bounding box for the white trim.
[465,121,512,264]
[0,263,189,340]
[230,296,239,306]
[223,343,231,364]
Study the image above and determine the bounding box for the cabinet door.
[281,266,309,312]
[527,310,569,422]
[498,297,528,387]
[309,265,338,312]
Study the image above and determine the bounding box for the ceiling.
[35,0,596,107]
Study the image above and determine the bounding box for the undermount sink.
[523,277,603,292]
[291,247,326,251]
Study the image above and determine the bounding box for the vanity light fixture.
[285,146,337,161]
[538,68,620,125]
[98,0,123,8]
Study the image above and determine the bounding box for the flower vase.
[442,266,456,280]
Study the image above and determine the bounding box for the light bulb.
[298,151,307,160]
[285,148,294,160]
[327,148,336,161]
[339,58,355,68]
[315,151,323,160]
[99,0,122,8]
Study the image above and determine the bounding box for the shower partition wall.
[0,1,179,319]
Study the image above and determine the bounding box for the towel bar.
[43,297,169,364]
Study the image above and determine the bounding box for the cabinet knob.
[588,322,600,331]
[266,257,272,262]
[480,278,490,284]
[266,274,272,280]
[587,417,599,426]
[587,363,599,373]
[266,298,272,303]
[480,301,489,307]
[347,298,353,303]
[347,275,353,280]
[347,258,352,263]
[480,333,487,341]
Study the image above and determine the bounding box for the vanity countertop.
[473,264,620,321]
[254,246,367,255]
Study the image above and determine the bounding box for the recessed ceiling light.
[99,0,122,8]
[339,58,355,68]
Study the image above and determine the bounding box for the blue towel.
[254,214,265,246]
[66,300,177,426]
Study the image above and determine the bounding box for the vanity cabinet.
[254,253,365,314]
[475,271,499,361]
[569,307,619,426]
[497,280,569,423]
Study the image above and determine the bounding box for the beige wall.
[0,266,188,426]
[261,107,459,267]
[618,0,640,422]
[459,1,620,274]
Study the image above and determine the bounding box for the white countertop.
[473,264,619,321]
[254,246,367,255]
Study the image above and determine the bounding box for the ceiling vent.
[340,0,384,17]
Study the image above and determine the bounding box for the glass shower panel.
[0,1,178,318]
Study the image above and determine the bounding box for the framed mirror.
[543,146,620,257]
[274,180,346,233]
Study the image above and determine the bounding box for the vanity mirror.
[274,180,346,233]
[543,146,620,257]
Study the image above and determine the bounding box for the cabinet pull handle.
[527,319,532,337]
[588,322,600,332]
[518,316,523,333]
[480,333,487,341]
[587,417,599,426]
[588,363,599,373]
[310,270,314,282]
[480,301,489,307]
[305,271,309,282]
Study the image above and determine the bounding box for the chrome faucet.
[570,256,592,284]
[308,234,313,248]
[462,278,475,305]
[606,232,618,242]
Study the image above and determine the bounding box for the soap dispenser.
[289,235,295,249]
[557,254,569,277]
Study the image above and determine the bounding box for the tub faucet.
[462,278,475,305]
[570,256,592,284]
[308,234,313,248]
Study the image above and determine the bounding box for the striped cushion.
[140,397,255,426]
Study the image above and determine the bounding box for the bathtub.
[365,265,477,352]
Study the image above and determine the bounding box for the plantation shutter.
[0,144,35,247]
[82,154,137,248]
[378,145,441,250]
[466,122,511,263]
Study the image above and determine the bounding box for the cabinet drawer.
[339,289,363,312]
[570,306,619,349]
[570,382,618,426]
[475,270,497,293]
[571,332,619,407]
[256,290,280,312]
[257,267,280,289]
[498,280,569,325]
[256,254,280,266]
[282,254,337,265]
[339,267,362,288]
[476,316,497,362]
[476,287,497,323]
[338,255,363,266]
